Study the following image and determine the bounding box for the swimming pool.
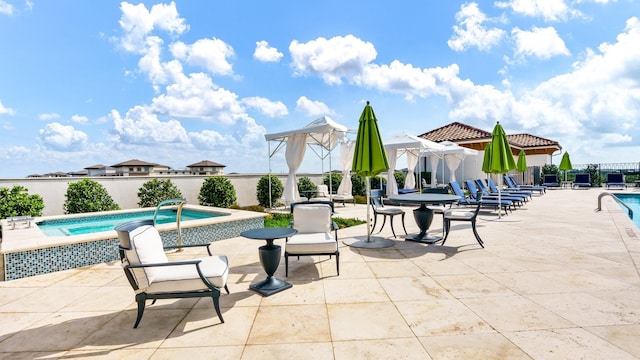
[37,208,226,236]
[614,193,640,228]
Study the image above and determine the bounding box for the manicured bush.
[64,179,120,214]
[394,171,406,189]
[0,185,45,219]
[199,176,237,208]
[137,178,183,207]
[351,174,366,196]
[323,173,342,192]
[297,176,316,193]
[256,175,283,208]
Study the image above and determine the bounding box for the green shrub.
[323,173,343,191]
[351,174,366,196]
[297,176,316,193]
[370,175,387,190]
[137,178,183,207]
[394,171,406,189]
[64,179,120,214]
[199,177,237,208]
[0,185,45,219]
[256,175,283,208]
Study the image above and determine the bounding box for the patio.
[1,187,640,359]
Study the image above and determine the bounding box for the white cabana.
[427,141,478,185]
[383,133,445,195]
[265,116,349,206]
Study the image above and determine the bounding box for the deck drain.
[625,228,637,238]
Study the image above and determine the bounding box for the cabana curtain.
[283,133,307,204]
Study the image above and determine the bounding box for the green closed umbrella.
[345,101,393,248]
[516,150,527,184]
[482,143,492,174]
[559,152,572,182]
[487,122,516,218]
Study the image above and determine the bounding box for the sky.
[1,0,639,178]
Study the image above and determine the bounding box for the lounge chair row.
[540,173,628,189]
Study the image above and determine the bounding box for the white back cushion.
[125,225,168,288]
[316,184,329,197]
[293,204,332,233]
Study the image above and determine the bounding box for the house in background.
[186,160,226,175]
[111,159,170,176]
[84,164,116,176]
[419,122,561,185]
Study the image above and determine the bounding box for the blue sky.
[1,0,639,177]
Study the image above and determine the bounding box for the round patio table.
[240,227,298,296]
[387,193,460,244]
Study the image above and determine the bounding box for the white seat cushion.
[124,225,169,289]
[146,255,229,293]
[427,205,446,213]
[444,210,475,220]
[286,233,337,254]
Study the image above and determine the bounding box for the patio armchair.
[572,173,591,189]
[370,189,407,238]
[115,220,230,328]
[606,173,627,189]
[542,174,560,187]
[286,201,339,276]
[442,197,484,248]
[310,184,331,201]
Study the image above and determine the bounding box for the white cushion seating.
[444,209,475,220]
[147,255,229,293]
[286,232,337,254]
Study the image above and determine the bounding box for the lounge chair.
[606,173,627,189]
[571,173,591,189]
[466,180,524,207]
[542,174,560,187]
[448,181,513,213]
[484,178,532,201]
[505,175,546,194]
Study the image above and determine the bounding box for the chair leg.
[336,252,340,276]
[471,219,484,248]
[224,284,230,294]
[441,219,450,246]
[377,216,388,235]
[388,215,397,238]
[371,213,379,233]
[285,254,289,277]
[133,293,147,328]
[400,213,407,235]
[211,292,225,323]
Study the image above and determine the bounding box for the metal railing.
[154,198,187,250]
[597,192,633,219]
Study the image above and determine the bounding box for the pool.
[614,193,640,228]
[37,208,225,236]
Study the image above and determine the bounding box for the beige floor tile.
[61,285,134,312]
[378,276,454,302]
[246,304,330,345]
[527,292,640,327]
[242,342,334,360]
[504,328,638,360]
[323,278,389,304]
[412,256,478,276]
[66,348,157,359]
[419,333,531,359]
[153,346,243,359]
[159,306,257,347]
[0,286,98,313]
[258,280,326,305]
[461,295,575,331]
[367,260,426,278]
[431,273,516,299]
[0,351,67,359]
[333,337,432,360]
[586,324,640,358]
[54,268,123,287]
[328,302,414,341]
[320,258,373,279]
[0,312,51,342]
[395,299,495,337]
[0,287,38,306]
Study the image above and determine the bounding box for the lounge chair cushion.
[293,204,332,233]
[286,232,337,254]
[146,255,229,293]
[124,225,169,288]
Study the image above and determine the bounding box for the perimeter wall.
[0,173,324,217]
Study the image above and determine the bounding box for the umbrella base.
[343,236,395,249]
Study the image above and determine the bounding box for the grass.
[264,213,365,229]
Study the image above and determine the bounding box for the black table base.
[405,205,443,244]
[251,242,292,296]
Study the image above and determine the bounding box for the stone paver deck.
[1,187,639,359]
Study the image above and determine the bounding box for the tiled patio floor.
[1,187,640,359]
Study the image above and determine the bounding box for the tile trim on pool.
[1,206,266,281]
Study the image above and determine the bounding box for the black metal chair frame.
[441,200,484,248]
[369,189,407,238]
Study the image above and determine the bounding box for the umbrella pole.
[366,176,371,242]
[498,177,502,219]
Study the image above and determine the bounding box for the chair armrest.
[164,243,213,256]
[125,259,219,290]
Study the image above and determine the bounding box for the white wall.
[0,173,324,216]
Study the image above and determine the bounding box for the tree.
[137,178,183,207]
[0,185,45,219]
[199,176,237,208]
[64,179,120,214]
[256,175,283,208]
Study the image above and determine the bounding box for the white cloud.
[0,0,13,15]
[448,2,506,52]
[71,114,89,124]
[295,96,333,117]
[0,99,15,115]
[38,122,88,151]
[512,26,570,59]
[494,0,581,22]
[242,97,288,117]
[109,106,189,145]
[118,1,187,53]
[254,40,283,62]
[289,35,377,85]
[170,38,235,75]
[38,113,60,120]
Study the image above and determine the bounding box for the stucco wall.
[0,173,324,216]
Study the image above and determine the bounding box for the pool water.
[614,193,640,229]
[37,209,225,236]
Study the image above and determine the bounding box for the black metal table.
[387,193,460,244]
[240,227,298,296]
